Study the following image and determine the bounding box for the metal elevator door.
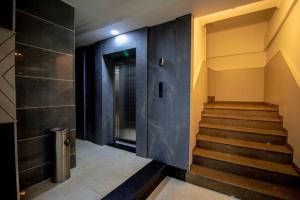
[114,61,136,144]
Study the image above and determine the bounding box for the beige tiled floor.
[24,139,239,200]
[148,177,239,200]
[23,139,151,200]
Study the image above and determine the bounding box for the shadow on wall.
[189,61,207,167]
[264,51,300,167]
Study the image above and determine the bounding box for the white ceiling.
[63,0,261,47]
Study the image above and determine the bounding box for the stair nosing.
[197,134,291,154]
[189,164,300,199]
[202,113,282,122]
[193,148,298,176]
[204,104,278,111]
[199,123,286,137]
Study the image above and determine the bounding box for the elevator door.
[114,60,136,144]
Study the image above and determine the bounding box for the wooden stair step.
[189,164,300,200]
[200,123,286,137]
[204,103,278,111]
[193,148,298,176]
[197,135,291,154]
[202,113,282,122]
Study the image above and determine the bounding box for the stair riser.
[204,109,279,118]
[186,173,281,200]
[197,140,292,164]
[199,127,286,145]
[202,117,282,130]
[193,155,299,187]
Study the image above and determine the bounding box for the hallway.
[24,140,238,200]
[23,140,150,200]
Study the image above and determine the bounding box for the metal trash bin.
[50,128,71,183]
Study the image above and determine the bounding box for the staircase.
[187,102,300,200]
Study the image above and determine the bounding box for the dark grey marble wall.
[148,15,191,170]
[93,28,148,156]
[76,16,191,170]
[15,0,75,189]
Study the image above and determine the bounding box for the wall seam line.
[19,162,51,174]
[16,42,74,57]
[16,9,74,32]
[17,105,75,110]
[15,75,74,82]
[18,134,51,142]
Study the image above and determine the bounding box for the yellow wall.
[207,52,266,71]
[189,18,208,167]
[206,19,267,101]
[189,0,300,168]
[267,0,300,87]
[208,67,264,102]
[265,52,300,167]
[207,21,267,71]
[265,0,300,167]
[207,22,267,58]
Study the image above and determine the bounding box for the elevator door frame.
[95,28,148,157]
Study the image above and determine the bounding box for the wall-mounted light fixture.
[159,57,165,66]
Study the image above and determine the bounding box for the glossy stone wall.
[76,15,191,170]
[94,28,148,157]
[148,15,191,170]
[15,0,75,189]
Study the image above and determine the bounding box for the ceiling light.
[110,30,119,35]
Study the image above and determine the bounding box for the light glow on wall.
[115,35,128,44]
[110,29,119,35]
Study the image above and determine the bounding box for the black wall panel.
[0,0,14,30]
[16,0,74,30]
[0,123,18,200]
[16,44,74,79]
[15,0,75,189]
[15,11,74,55]
[75,46,95,142]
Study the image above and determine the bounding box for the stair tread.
[205,103,278,111]
[200,123,286,136]
[193,148,298,176]
[197,135,291,154]
[190,164,300,200]
[202,113,282,122]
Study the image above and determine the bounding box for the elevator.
[104,48,136,148]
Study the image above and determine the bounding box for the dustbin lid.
[50,128,64,132]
